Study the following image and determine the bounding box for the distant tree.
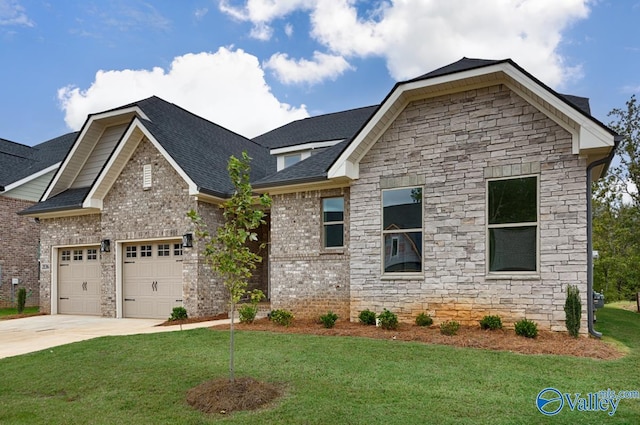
[188,152,271,382]
[592,95,640,302]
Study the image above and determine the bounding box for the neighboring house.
[0,133,76,307]
[21,58,617,334]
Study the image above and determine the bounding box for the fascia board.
[41,105,148,202]
[270,139,343,155]
[2,162,59,192]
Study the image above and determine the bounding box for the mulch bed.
[214,318,624,360]
[186,377,284,415]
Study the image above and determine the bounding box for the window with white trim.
[61,250,71,261]
[73,249,83,261]
[126,246,137,258]
[174,243,183,256]
[157,244,170,257]
[283,153,302,168]
[487,176,538,272]
[87,249,98,260]
[382,187,423,273]
[322,197,344,248]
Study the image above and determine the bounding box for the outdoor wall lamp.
[182,233,193,248]
[100,239,111,253]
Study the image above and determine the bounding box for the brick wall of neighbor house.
[270,188,350,319]
[39,214,102,314]
[350,84,589,332]
[0,197,40,308]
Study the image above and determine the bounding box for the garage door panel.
[123,241,183,319]
[58,246,101,316]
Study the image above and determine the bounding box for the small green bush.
[415,312,433,327]
[238,289,265,324]
[377,309,398,330]
[564,284,581,338]
[238,304,258,324]
[16,287,27,314]
[479,315,503,330]
[270,309,294,326]
[319,311,339,329]
[514,318,538,338]
[358,309,377,325]
[168,306,188,321]
[440,320,460,336]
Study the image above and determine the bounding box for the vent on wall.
[143,164,152,190]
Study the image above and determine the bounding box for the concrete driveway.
[0,315,229,360]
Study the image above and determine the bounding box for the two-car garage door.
[57,240,184,319]
[122,241,184,319]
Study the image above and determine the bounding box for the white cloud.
[0,0,34,27]
[284,22,293,37]
[221,0,592,88]
[250,21,273,40]
[57,48,309,138]
[194,7,208,20]
[264,51,354,84]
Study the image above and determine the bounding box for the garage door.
[123,241,183,319]
[58,246,101,315]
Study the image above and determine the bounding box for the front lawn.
[0,305,638,424]
[0,306,39,318]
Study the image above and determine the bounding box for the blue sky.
[0,0,638,147]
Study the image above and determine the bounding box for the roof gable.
[328,57,617,180]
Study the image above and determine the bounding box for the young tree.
[188,151,271,382]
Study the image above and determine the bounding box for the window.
[283,153,302,168]
[382,187,423,273]
[140,245,152,257]
[174,243,183,256]
[61,250,71,261]
[73,249,83,261]
[126,246,137,258]
[322,197,344,248]
[488,176,538,272]
[157,244,170,257]
[87,249,98,260]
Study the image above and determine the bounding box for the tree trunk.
[229,300,235,383]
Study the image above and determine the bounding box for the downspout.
[586,147,617,338]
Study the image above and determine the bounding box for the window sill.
[320,248,345,255]
[381,273,424,281]
[485,273,540,281]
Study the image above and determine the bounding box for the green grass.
[0,305,638,424]
[0,306,39,318]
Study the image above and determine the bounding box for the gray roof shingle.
[1,132,77,190]
[253,105,378,150]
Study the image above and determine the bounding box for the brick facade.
[269,187,350,319]
[39,139,230,318]
[0,197,40,308]
[349,84,588,332]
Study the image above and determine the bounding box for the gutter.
[586,142,619,338]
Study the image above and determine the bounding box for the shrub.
[479,315,503,330]
[16,287,27,314]
[238,289,265,324]
[168,306,188,321]
[319,311,339,329]
[377,309,398,330]
[270,309,294,326]
[415,312,433,327]
[564,284,581,338]
[514,318,538,338]
[358,309,377,325]
[440,320,460,336]
[238,304,258,324]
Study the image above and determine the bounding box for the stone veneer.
[349,84,589,332]
[39,138,228,318]
[0,197,40,308]
[269,187,350,319]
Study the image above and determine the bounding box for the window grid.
[126,246,137,258]
[140,245,152,257]
[73,249,83,261]
[87,249,98,260]
[61,250,71,261]
[174,243,183,256]
[157,244,170,257]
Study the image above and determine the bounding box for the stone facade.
[0,197,40,308]
[269,187,350,319]
[349,84,588,332]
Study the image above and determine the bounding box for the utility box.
[593,292,605,309]
[11,278,19,285]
